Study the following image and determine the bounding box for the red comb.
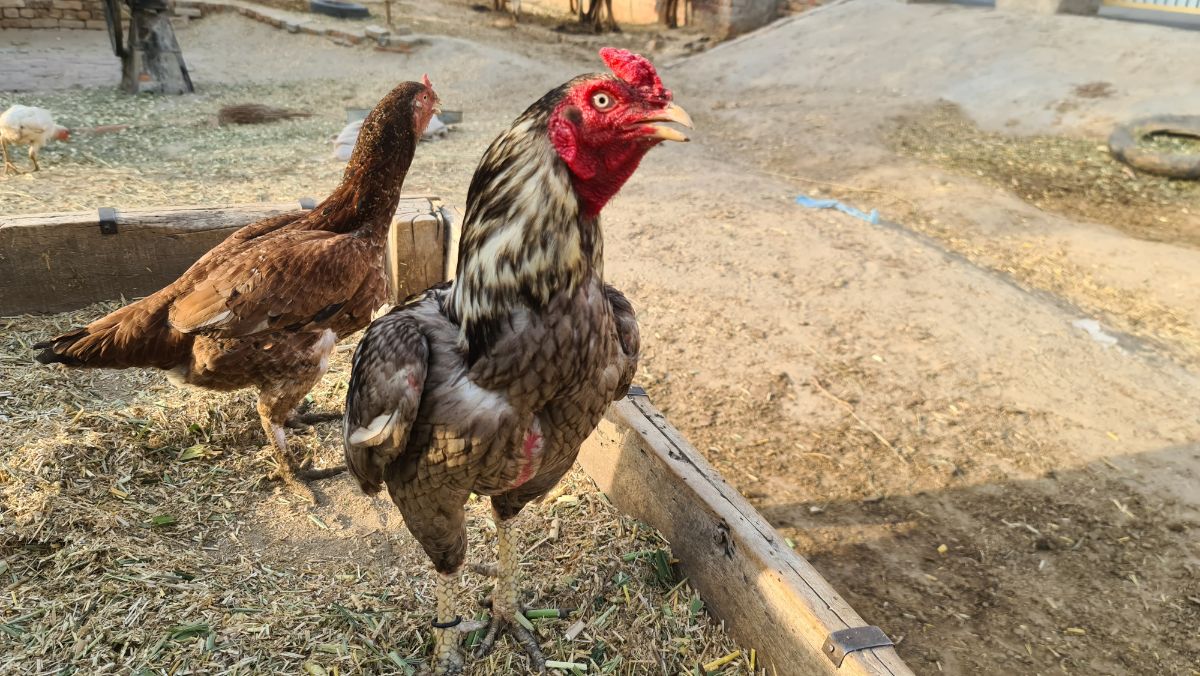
[422,74,433,88]
[599,48,668,100]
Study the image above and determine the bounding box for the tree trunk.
[120,0,193,95]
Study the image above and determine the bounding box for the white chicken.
[1,105,70,175]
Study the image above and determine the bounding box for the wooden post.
[120,0,194,95]
[385,197,454,306]
[578,394,915,676]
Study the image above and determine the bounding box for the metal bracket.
[98,207,119,235]
[822,626,893,668]
[626,385,648,399]
[298,197,317,210]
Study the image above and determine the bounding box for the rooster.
[34,78,439,502]
[1,104,70,175]
[342,49,691,672]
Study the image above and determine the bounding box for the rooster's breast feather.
[343,307,431,495]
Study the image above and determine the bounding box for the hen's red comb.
[422,74,433,88]
[599,48,668,100]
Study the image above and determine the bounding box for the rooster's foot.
[430,647,463,676]
[474,609,546,673]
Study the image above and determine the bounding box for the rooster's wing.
[342,307,429,494]
[168,230,373,337]
[604,284,640,401]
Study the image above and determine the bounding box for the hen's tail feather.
[33,296,190,370]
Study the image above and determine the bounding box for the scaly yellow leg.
[432,571,465,675]
[476,511,546,671]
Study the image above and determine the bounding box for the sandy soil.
[3,0,1199,673]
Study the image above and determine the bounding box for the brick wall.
[0,0,111,29]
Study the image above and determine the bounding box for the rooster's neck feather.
[451,97,602,364]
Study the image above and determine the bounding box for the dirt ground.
[3,0,1200,674]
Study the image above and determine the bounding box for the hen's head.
[344,76,439,182]
[53,126,70,142]
[547,48,692,217]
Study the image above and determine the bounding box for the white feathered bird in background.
[1,105,70,174]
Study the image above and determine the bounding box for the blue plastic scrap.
[795,195,880,225]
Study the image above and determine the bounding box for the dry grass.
[0,304,747,675]
[0,81,473,216]
[888,102,1200,248]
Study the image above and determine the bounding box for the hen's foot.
[294,464,346,481]
[3,161,19,176]
[285,402,342,430]
[474,609,546,673]
[267,434,348,501]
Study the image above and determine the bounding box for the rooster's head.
[453,51,688,360]
[546,48,692,218]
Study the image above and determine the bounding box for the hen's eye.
[591,92,614,111]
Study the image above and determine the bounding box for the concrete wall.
[0,0,109,29]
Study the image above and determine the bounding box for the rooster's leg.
[2,139,18,175]
[432,570,466,675]
[400,498,476,674]
[476,510,546,672]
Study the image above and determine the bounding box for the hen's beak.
[642,102,694,142]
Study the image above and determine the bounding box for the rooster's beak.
[641,102,694,142]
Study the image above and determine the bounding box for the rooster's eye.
[591,92,614,111]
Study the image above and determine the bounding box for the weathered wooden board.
[387,199,454,304]
[578,394,914,676]
[0,197,450,316]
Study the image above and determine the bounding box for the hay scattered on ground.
[889,102,1200,248]
[0,82,471,215]
[1,304,748,675]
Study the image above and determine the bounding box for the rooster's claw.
[475,611,546,673]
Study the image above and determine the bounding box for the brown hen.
[35,78,439,501]
[342,49,691,672]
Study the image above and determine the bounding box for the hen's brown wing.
[168,230,371,338]
[33,210,310,369]
[342,306,430,494]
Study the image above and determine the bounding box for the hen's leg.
[476,508,545,672]
[256,397,346,503]
[28,145,39,172]
[2,139,18,175]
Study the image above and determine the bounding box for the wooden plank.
[0,197,447,316]
[578,395,914,676]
